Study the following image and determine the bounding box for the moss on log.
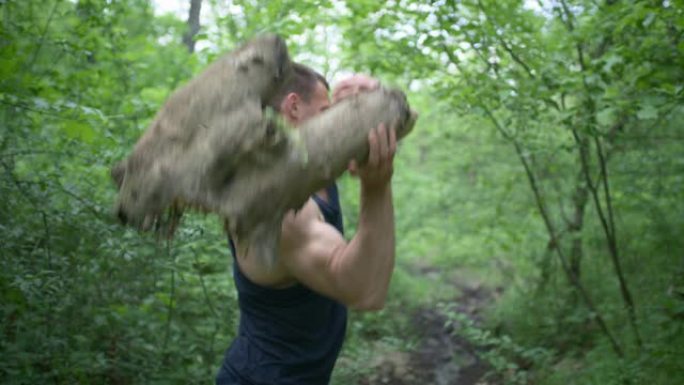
[112,35,417,267]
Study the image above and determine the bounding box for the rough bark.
[111,35,417,268]
[182,0,202,53]
[112,34,292,226]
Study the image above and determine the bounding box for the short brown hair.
[268,63,329,110]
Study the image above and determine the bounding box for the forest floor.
[358,266,499,385]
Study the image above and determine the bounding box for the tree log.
[111,35,417,267]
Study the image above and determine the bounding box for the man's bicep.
[281,220,353,305]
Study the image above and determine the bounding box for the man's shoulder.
[280,198,325,242]
[234,198,324,289]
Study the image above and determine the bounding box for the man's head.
[269,63,330,126]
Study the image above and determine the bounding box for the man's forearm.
[336,183,395,310]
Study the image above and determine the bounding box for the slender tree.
[183,0,203,53]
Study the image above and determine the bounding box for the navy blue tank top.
[217,184,347,385]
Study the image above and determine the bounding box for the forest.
[1,0,682,384]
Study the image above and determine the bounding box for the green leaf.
[637,105,658,120]
[63,121,95,143]
[602,54,623,73]
[596,107,615,126]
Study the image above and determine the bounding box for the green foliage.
[442,303,554,385]
[2,0,683,384]
[334,0,684,383]
[1,1,231,383]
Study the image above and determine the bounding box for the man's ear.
[281,92,300,123]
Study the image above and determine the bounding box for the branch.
[481,106,626,358]
[558,0,575,31]
[0,99,143,123]
[594,135,642,348]
[556,0,642,348]
[512,136,623,357]
[27,0,59,70]
[572,128,642,349]
[162,239,176,360]
[475,0,535,79]
[439,39,624,356]
[191,247,220,319]
[436,16,628,356]
[450,2,561,112]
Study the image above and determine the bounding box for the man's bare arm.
[280,124,396,310]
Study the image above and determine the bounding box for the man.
[216,64,397,384]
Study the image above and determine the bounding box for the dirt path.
[359,270,497,385]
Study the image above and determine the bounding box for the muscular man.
[216,64,396,385]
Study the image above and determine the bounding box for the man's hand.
[349,122,397,191]
[332,74,395,191]
[332,74,380,104]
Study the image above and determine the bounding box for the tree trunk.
[182,0,202,53]
[111,35,417,268]
[568,138,590,279]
